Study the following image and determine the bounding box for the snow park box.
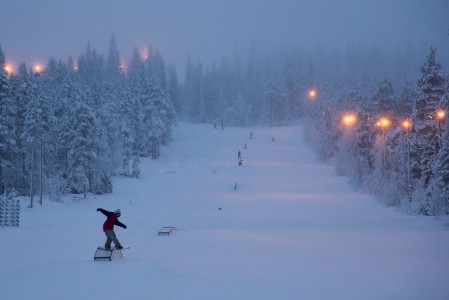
[94,248,123,261]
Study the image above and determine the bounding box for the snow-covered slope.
[1,122,449,300]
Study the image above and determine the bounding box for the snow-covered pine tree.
[430,73,449,215]
[131,156,141,178]
[410,47,446,214]
[0,45,15,195]
[67,99,99,198]
[21,71,55,205]
[8,63,33,196]
[371,79,395,115]
[127,47,147,156]
[430,117,449,214]
[118,89,134,176]
[167,64,180,115]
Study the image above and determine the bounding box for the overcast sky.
[1,0,448,74]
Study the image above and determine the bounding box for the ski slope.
[1,122,449,300]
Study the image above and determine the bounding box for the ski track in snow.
[1,122,449,300]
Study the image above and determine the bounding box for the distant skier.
[244,143,247,150]
[249,132,253,139]
[272,137,275,142]
[238,150,242,159]
[97,208,127,250]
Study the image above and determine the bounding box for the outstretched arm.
[115,220,127,229]
[97,208,112,217]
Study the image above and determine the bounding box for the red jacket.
[97,208,127,231]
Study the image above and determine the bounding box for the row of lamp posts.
[341,109,445,202]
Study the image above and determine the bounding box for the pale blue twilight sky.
[1,0,448,74]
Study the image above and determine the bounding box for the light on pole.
[436,109,445,153]
[33,64,43,73]
[307,88,317,100]
[402,119,412,202]
[376,116,391,171]
[342,113,357,126]
[4,64,13,75]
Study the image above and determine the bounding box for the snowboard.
[97,246,130,250]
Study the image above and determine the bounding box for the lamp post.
[307,88,317,101]
[33,64,43,73]
[402,119,412,202]
[4,64,12,75]
[376,116,391,170]
[342,113,356,127]
[436,109,445,152]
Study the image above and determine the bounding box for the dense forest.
[176,45,448,215]
[0,37,176,206]
[1,36,448,215]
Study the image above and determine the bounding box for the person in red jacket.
[97,208,127,250]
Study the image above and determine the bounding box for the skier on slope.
[97,208,127,250]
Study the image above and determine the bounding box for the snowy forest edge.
[1,37,449,216]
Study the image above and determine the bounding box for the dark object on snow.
[238,159,243,166]
[94,247,125,261]
[159,226,175,236]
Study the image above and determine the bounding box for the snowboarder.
[238,150,242,159]
[97,208,127,250]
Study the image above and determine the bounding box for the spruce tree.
[410,47,446,214]
[0,45,14,194]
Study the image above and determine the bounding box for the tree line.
[176,44,448,215]
[304,47,448,216]
[0,37,176,206]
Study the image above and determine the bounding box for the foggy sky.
[1,0,448,74]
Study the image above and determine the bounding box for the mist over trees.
[175,44,449,215]
[0,38,176,205]
[1,36,449,216]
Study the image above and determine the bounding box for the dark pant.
[104,230,122,248]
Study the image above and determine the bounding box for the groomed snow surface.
[1,122,449,300]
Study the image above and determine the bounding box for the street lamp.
[435,109,445,157]
[4,64,13,75]
[402,119,412,201]
[376,117,391,128]
[342,113,357,126]
[307,88,317,100]
[376,116,391,171]
[33,64,43,73]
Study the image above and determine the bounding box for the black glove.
[96,208,100,212]
[124,225,127,229]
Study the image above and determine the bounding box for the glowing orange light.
[34,64,43,73]
[4,64,12,74]
[142,49,149,60]
[342,113,356,126]
[119,60,127,71]
[402,120,411,129]
[376,117,391,128]
[308,89,317,99]
[436,110,445,120]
